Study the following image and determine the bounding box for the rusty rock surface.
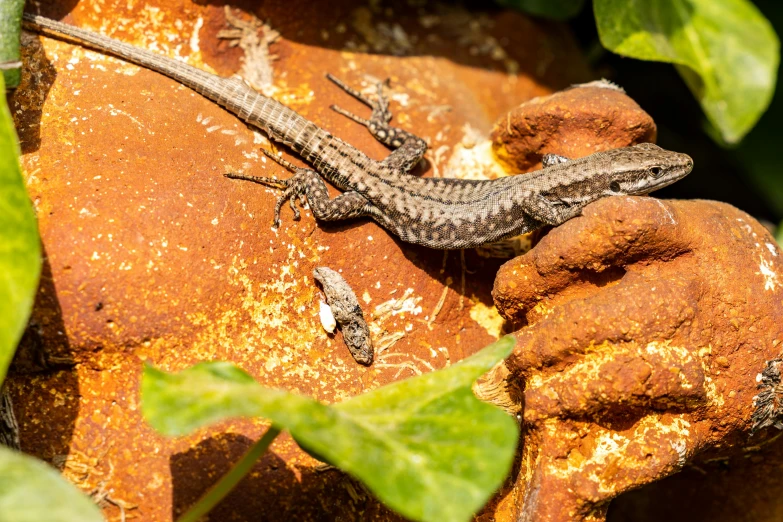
[492,196,783,521]
[7,0,591,520]
[491,82,657,173]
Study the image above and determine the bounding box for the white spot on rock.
[190,17,204,53]
[759,256,779,291]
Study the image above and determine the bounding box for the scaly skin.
[24,13,693,249]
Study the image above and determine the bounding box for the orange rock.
[491,82,657,173]
[7,1,589,520]
[492,197,783,521]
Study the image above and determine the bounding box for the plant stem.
[0,0,25,88]
[176,426,281,522]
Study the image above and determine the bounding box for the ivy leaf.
[0,0,24,88]
[142,336,518,522]
[496,0,585,20]
[594,0,780,144]
[0,73,41,384]
[0,446,103,522]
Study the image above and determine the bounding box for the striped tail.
[23,13,231,100]
[24,13,361,179]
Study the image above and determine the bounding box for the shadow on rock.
[5,245,80,465]
[170,432,405,521]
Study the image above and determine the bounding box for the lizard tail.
[23,13,219,98]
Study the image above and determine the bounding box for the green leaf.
[0,446,103,522]
[496,0,585,20]
[0,0,24,88]
[142,336,518,522]
[594,0,780,144]
[0,73,42,384]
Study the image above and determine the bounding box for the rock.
[608,432,783,522]
[491,81,657,173]
[491,196,783,521]
[7,1,590,520]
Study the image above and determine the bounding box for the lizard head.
[603,142,693,196]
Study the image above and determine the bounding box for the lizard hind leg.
[224,149,311,227]
[225,148,376,227]
[326,73,427,173]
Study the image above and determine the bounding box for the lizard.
[22,13,693,250]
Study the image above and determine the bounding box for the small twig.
[459,250,466,311]
[374,331,405,356]
[177,426,281,522]
[428,279,451,329]
[0,385,20,450]
[377,351,435,372]
[440,250,449,274]
[374,361,422,379]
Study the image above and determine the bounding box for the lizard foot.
[326,74,428,172]
[326,73,418,149]
[326,73,391,120]
[224,149,310,227]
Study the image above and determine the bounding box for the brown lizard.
[23,13,693,250]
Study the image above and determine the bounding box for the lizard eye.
[650,166,663,177]
[609,181,621,192]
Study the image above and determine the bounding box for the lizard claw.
[329,104,370,126]
[326,73,393,123]
[261,147,300,172]
[271,171,311,227]
[224,172,287,190]
[227,152,308,227]
[374,79,391,121]
[326,73,375,107]
[289,194,301,220]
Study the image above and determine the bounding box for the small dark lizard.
[23,14,693,250]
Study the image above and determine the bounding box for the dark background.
[567,0,783,230]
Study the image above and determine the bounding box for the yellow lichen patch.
[491,142,517,173]
[644,339,692,363]
[443,139,510,181]
[469,300,504,339]
[527,341,626,396]
[542,414,692,496]
[696,344,727,410]
[644,340,698,390]
[703,375,725,409]
[527,298,556,323]
[135,235,370,401]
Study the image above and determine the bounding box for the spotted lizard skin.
[24,14,693,250]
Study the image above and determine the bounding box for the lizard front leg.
[325,74,427,173]
[524,194,582,226]
[225,149,375,226]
